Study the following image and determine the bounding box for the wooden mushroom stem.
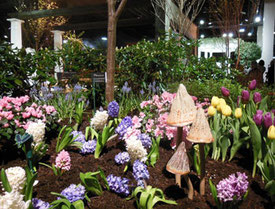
[199,143,206,195]
[175,174,194,200]
[176,127,183,148]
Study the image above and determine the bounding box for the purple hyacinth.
[71,131,86,144]
[80,140,97,154]
[60,184,86,203]
[138,134,152,148]
[74,84,82,92]
[107,174,130,196]
[115,152,130,164]
[115,116,132,139]
[108,101,119,118]
[32,198,50,209]
[216,172,249,202]
[132,160,150,185]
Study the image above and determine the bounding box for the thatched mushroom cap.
[167,84,196,127]
[166,142,190,175]
[186,108,214,144]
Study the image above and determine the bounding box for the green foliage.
[50,193,85,209]
[116,35,196,91]
[73,101,85,131]
[79,168,109,196]
[0,41,57,96]
[56,126,82,153]
[146,136,161,167]
[127,185,177,209]
[237,41,261,67]
[1,168,12,192]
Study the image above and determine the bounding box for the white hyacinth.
[125,135,147,162]
[4,166,26,193]
[26,120,46,145]
[90,110,109,130]
[0,190,31,209]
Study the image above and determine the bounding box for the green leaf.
[1,168,12,192]
[209,179,220,208]
[72,200,85,209]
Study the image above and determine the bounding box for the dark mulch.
[0,116,273,209]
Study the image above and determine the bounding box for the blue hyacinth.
[107,174,130,196]
[60,184,86,203]
[32,198,50,209]
[132,160,149,185]
[138,134,152,148]
[108,101,119,118]
[115,152,130,165]
[80,140,97,154]
[115,116,132,139]
[71,131,86,144]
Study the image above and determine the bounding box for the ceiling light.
[228,33,233,38]
[101,37,107,41]
[248,32,252,36]
[199,20,205,25]
[239,28,245,33]
[222,33,227,37]
[254,16,261,23]
[200,34,205,38]
[4,35,8,38]
[208,22,212,25]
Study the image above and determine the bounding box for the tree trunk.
[106,1,117,103]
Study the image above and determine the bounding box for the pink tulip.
[221,87,230,97]
[248,79,257,90]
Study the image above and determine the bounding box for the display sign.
[91,72,107,83]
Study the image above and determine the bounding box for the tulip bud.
[211,96,219,107]
[221,87,230,97]
[222,105,232,116]
[241,90,250,103]
[248,79,257,90]
[267,125,275,140]
[256,110,263,115]
[208,106,216,116]
[234,108,242,118]
[253,113,263,126]
[253,92,262,103]
[264,112,272,129]
[219,98,226,106]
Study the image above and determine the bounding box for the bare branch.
[115,0,128,20]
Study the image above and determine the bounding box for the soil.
[0,115,273,209]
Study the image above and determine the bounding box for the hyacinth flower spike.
[166,84,196,200]
[187,108,214,196]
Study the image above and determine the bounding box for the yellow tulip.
[208,106,216,116]
[222,105,232,116]
[211,96,219,107]
[234,108,242,118]
[217,104,225,112]
[267,125,275,140]
[219,98,226,106]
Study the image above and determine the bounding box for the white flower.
[126,135,147,162]
[4,166,26,193]
[90,110,109,130]
[0,190,31,209]
[26,120,46,145]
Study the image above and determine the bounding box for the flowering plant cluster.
[55,150,71,171]
[59,184,86,203]
[0,95,56,139]
[108,101,119,118]
[132,160,150,188]
[115,152,130,165]
[90,110,109,130]
[0,190,31,209]
[107,174,130,196]
[2,166,26,193]
[32,198,50,209]
[209,172,249,209]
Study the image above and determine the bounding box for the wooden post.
[199,143,206,195]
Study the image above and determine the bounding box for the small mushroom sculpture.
[186,107,214,195]
[166,84,197,200]
[166,142,194,199]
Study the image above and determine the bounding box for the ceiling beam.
[54,18,154,31]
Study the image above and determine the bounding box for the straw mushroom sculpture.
[166,84,197,200]
[186,107,214,195]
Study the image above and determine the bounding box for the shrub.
[236,41,261,67]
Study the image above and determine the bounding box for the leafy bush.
[236,41,261,67]
[0,41,57,96]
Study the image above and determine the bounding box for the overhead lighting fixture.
[4,35,8,38]
[248,32,252,36]
[228,33,233,38]
[239,28,245,33]
[101,37,107,41]
[208,22,212,25]
[199,20,205,25]
[245,19,248,22]
[222,33,227,37]
[254,16,261,23]
[200,34,205,38]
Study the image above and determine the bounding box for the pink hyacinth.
[132,116,141,129]
[55,150,71,171]
[139,112,145,118]
[146,119,154,133]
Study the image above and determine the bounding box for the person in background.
[248,60,264,86]
[266,59,274,86]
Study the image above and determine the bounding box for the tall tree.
[106,0,127,103]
